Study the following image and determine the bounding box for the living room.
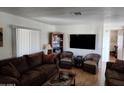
[0,6,124,87]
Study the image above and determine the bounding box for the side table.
[74,56,83,68]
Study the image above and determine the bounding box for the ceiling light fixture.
[73,12,82,16]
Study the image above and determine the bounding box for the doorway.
[109,30,118,62]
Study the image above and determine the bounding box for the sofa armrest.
[106,62,115,69]
[43,54,58,64]
[0,75,19,85]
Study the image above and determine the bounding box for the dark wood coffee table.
[43,71,75,86]
[74,56,83,68]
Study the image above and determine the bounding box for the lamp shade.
[45,44,52,49]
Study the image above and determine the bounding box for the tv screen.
[70,34,96,49]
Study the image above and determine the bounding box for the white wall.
[0,12,56,60]
[117,30,124,60]
[56,23,103,56]
[1,11,124,62]
[102,29,110,62]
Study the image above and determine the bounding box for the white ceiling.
[0,7,124,25]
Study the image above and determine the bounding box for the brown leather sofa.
[0,52,59,86]
[105,59,124,86]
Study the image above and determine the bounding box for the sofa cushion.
[20,70,46,85]
[11,57,29,73]
[43,54,56,64]
[106,69,124,80]
[60,58,73,67]
[60,58,72,62]
[108,78,124,86]
[84,60,97,66]
[0,63,20,78]
[32,65,58,80]
[0,75,19,85]
[34,64,57,73]
[41,64,58,79]
[24,52,43,68]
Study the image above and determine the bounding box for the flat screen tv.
[70,34,96,50]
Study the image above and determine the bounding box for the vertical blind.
[16,28,41,56]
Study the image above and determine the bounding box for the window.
[15,28,41,56]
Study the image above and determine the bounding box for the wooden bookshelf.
[49,32,64,53]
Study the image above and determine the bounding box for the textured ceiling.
[0,7,124,25]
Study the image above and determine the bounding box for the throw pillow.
[0,63,21,78]
[24,52,43,68]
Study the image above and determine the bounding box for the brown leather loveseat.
[0,52,59,86]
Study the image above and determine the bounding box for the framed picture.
[0,28,3,47]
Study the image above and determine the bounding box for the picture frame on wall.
[0,28,3,47]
